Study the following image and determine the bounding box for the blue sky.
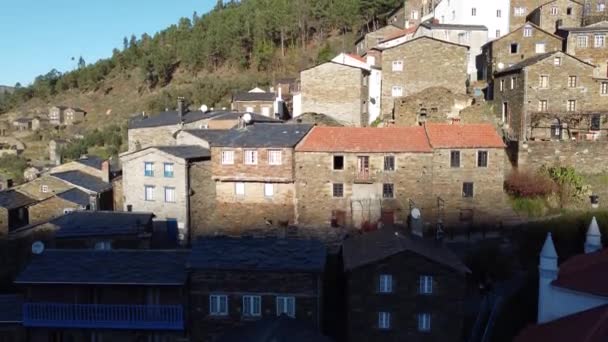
[0,0,214,86]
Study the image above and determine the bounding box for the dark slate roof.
[218,316,333,342]
[0,295,23,323]
[342,228,470,273]
[129,110,228,129]
[51,170,112,193]
[212,124,313,148]
[189,237,326,272]
[496,51,595,75]
[56,188,91,206]
[50,211,154,238]
[0,190,36,209]
[182,129,228,144]
[74,155,105,170]
[211,111,282,123]
[155,145,210,159]
[233,92,276,102]
[15,250,189,285]
[420,21,488,31]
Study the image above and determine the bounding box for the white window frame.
[244,150,258,165]
[551,6,559,15]
[419,275,434,294]
[515,7,526,16]
[568,75,578,88]
[261,107,271,117]
[499,79,505,92]
[601,82,608,95]
[209,294,228,316]
[578,35,588,48]
[276,296,295,318]
[378,312,391,330]
[510,77,516,90]
[163,163,174,178]
[268,149,282,165]
[144,185,155,201]
[379,274,393,293]
[221,150,235,165]
[523,26,533,37]
[418,313,431,332]
[144,162,154,177]
[392,60,403,72]
[554,57,562,66]
[477,150,489,168]
[497,9,502,17]
[40,185,49,193]
[539,100,549,111]
[264,183,274,197]
[595,35,605,48]
[540,75,549,88]
[235,182,245,196]
[567,99,577,112]
[242,295,261,317]
[391,86,403,97]
[535,42,546,53]
[164,187,176,203]
[245,106,254,113]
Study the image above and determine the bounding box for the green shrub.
[511,197,546,217]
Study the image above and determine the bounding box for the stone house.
[12,118,31,131]
[27,188,92,224]
[300,58,371,127]
[0,121,9,136]
[582,0,608,26]
[392,87,474,126]
[355,24,404,56]
[433,0,510,40]
[510,0,545,31]
[0,176,13,191]
[120,145,211,245]
[0,190,35,234]
[231,90,276,118]
[387,0,438,29]
[377,36,469,117]
[49,171,113,211]
[481,22,563,88]
[199,124,312,234]
[492,51,608,142]
[23,167,40,182]
[188,237,326,342]
[64,107,86,125]
[343,228,469,342]
[528,0,584,33]
[48,139,68,165]
[15,175,74,202]
[294,126,434,229]
[51,155,111,181]
[31,116,49,131]
[48,106,65,126]
[15,249,188,342]
[560,21,608,78]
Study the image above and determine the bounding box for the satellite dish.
[410,208,421,220]
[242,113,253,124]
[200,104,208,113]
[497,62,505,70]
[31,241,45,255]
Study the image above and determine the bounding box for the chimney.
[101,160,111,183]
[177,97,186,122]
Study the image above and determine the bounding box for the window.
[477,151,488,168]
[500,79,505,92]
[94,241,112,250]
[463,182,474,198]
[244,150,258,165]
[262,107,270,117]
[418,313,431,332]
[221,150,234,165]
[264,183,274,197]
[419,275,433,294]
[144,185,155,201]
[392,86,403,97]
[591,115,602,131]
[242,295,261,317]
[144,162,154,177]
[378,312,391,330]
[578,35,589,48]
[595,35,605,48]
[497,9,502,17]
[450,151,461,168]
[523,26,533,37]
[514,7,526,16]
[451,10,455,20]
[333,155,344,170]
[379,274,393,293]
[163,163,174,178]
[268,150,282,165]
[383,184,394,199]
[567,100,577,112]
[246,106,254,113]
[235,182,245,196]
[209,295,228,316]
[551,6,559,15]
[510,43,519,54]
[567,7,573,15]
[552,121,562,139]
[471,7,477,16]
[599,2,606,12]
[540,75,549,88]
[535,43,546,53]
[554,57,562,66]
[40,185,49,193]
[276,296,295,318]
[601,82,608,95]
[384,156,395,171]
[164,187,176,203]
[510,77,516,89]
[568,76,578,88]
[539,100,549,111]
[392,60,403,72]
[411,10,419,19]
[333,183,344,198]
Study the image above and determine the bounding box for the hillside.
[0,86,13,94]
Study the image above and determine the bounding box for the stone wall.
[112,176,124,212]
[517,140,608,173]
[211,147,295,182]
[232,101,274,116]
[391,87,473,125]
[0,208,8,235]
[381,37,468,116]
[565,29,608,78]
[28,197,79,225]
[510,0,544,31]
[582,0,608,25]
[16,176,73,201]
[493,70,527,140]
[530,0,582,33]
[128,125,179,151]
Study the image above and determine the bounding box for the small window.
[471,7,477,16]
[264,183,274,197]
[379,274,393,293]
[539,100,549,111]
[535,43,546,53]
[554,57,562,66]
[94,241,112,251]
[378,312,391,330]
[578,35,589,48]
[551,121,562,139]
[333,183,344,198]
[463,182,474,198]
[242,295,261,317]
[540,75,549,88]
[221,151,235,165]
[246,106,254,113]
[164,187,176,203]
[496,9,502,17]
[144,162,154,177]
[450,151,461,168]
[392,60,403,72]
[418,313,431,332]
[40,185,49,193]
[567,7,573,15]
[567,100,577,112]
[276,296,295,318]
[209,295,228,316]
[500,79,505,92]
[163,163,174,178]
[333,155,344,170]
[601,82,608,95]
[392,86,403,97]
[510,43,519,54]
[523,26,533,37]
[235,182,245,196]
[383,184,394,199]
[591,115,601,131]
[268,150,282,165]
[384,156,395,171]
[477,151,488,168]
[595,35,605,48]
[496,29,501,38]
[551,6,559,15]
[244,150,258,165]
[419,275,433,294]
[510,77,516,89]
[144,185,155,201]
[568,76,578,88]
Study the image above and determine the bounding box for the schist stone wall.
[517,140,608,174]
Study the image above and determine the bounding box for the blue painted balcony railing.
[23,303,184,330]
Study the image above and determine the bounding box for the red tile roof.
[424,124,505,149]
[347,54,367,63]
[514,304,608,342]
[552,249,608,297]
[295,126,432,153]
[380,26,418,43]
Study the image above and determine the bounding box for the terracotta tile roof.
[552,249,608,297]
[347,54,366,63]
[295,126,432,153]
[514,304,608,342]
[424,124,505,149]
[380,26,418,43]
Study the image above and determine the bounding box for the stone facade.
[517,140,608,173]
[28,196,82,225]
[582,0,608,25]
[16,176,73,201]
[346,252,466,342]
[128,125,181,151]
[48,106,64,126]
[64,108,86,125]
[112,175,124,212]
[528,0,583,33]
[392,87,474,125]
[355,25,403,56]
[300,62,369,126]
[562,22,608,78]
[49,140,67,165]
[232,100,274,117]
[380,37,468,116]
[510,0,545,31]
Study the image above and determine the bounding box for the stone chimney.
[177,97,186,122]
[584,216,602,254]
[101,160,111,183]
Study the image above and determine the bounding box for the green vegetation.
[59,124,126,161]
[542,166,588,208]
[510,197,546,218]
[0,154,28,183]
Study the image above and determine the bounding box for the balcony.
[355,170,373,183]
[23,303,184,330]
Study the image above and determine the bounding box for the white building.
[433,0,510,40]
[538,217,608,324]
